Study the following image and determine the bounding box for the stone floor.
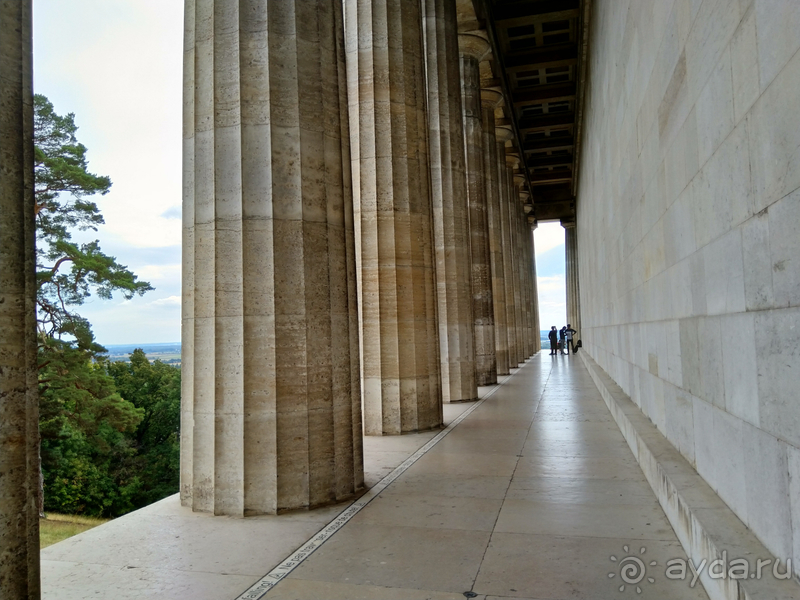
[42,354,709,600]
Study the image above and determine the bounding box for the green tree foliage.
[107,350,181,507]
[39,343,144,516]
[40,348,181,517]
[33,94,177,517]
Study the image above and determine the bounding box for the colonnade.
[179,0,541,516]
[0,0,542,545]
[0,0,540,592]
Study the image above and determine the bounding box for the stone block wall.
[576,0,800,576]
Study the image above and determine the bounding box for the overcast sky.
[34,0,184,345]
[33,1,566,346]
[534,222,567,332]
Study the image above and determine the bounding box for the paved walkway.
[263,353,709,600]
[42,354,710,599]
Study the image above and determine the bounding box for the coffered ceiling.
[459,0,592,221]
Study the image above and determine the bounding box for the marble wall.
[577,0,800,576]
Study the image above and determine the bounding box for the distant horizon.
[104,342,181,348]
[106,335,565,349]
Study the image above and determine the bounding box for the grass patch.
[40,513,110,549]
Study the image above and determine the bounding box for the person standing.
[565,324,577,354]
[548,326,558,355]
[559,326,567,354]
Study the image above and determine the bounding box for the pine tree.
[34,94,154,516]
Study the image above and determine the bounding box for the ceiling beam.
[523,136,575,152]
[504,45,578,71]
[528,154,574,168]
[518,111,575,132]
[532,200,575,221]
[532,184,574,203]
[530,169,573,184]
[494,0,580,25]
[513,82,576,106]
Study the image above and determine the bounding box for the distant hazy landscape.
[104,342,181,364]
[108,334,563,363]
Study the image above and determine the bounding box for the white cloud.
[135,263,181,284]
[532,223,567,330]
[34,0,184,249]
[537,274,566,330]
[150,296,181,307]
[534,221,566,255]
[537,275,566,292]
[161,206,182,220]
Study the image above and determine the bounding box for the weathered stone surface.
[424,0,476,403]
[509,178,524,364]
[578,0,800,574]
[482,92,507,376]
[582,351,800,600]
[517,192,533,358]
[459,33,496,386]
[346,0,443,433]
[529,216,541,354]
[526,214,536,354]
[564,221,581,339]
[501,155,519,366]
[0,1,40,596]
[182,0,363,515]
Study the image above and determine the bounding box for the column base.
[266,486,368,516]
[365,423,446,437]
[444,397,479,404]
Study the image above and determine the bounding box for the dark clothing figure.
[548,327,558,355]
[559,327,566,354]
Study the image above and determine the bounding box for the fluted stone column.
[529,223,538,352]
[510,173,525,364]
[347,0,443,434]
[459,33,496,386]
[529,216,542,353]
[524,206,537,354]
[503,153,519,367]
[514,199,526,358]
[521,193,535,356]
[182,0,363,515]
[0,1,40,596]
[342,0,366,394]
[481,90,508,376]
[518,191,533,358]
[424,0,476,403]
[563,219,582,338]
[180,0,195,517]
[493,128,514,373]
